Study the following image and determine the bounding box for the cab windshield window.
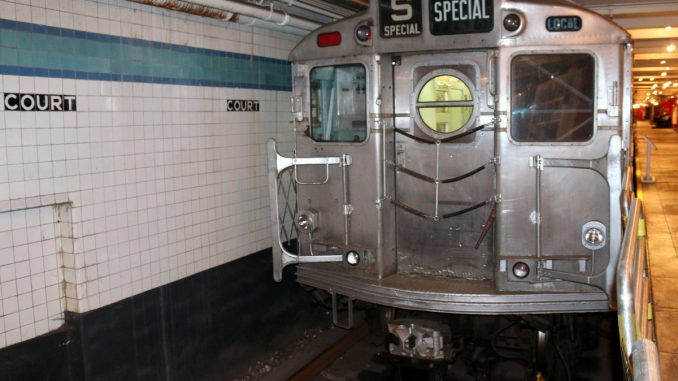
[511,54,595,142]
[310,64,367,142]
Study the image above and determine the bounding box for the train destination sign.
[546,16,582,32]
[380,0,423,38]
[430,0,494,35]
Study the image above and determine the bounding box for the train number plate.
[429,0,494,35]
[380,0,423,38]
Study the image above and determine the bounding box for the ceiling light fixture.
[668,44,676,52]
[661,60,667,64]
[662,72,668,76]
[650,77,655,81]
[666,26,673,30]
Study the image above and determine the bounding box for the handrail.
[622,165,634,218]
[267,139,344,282]
[640,135,658,184]
[632,339,661,381]
[617,198,661,380]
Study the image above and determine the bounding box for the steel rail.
[616,198,661,381]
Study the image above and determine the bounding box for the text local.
[547,17,581,31]
[433,0,490,22]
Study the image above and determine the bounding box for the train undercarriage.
[296,291,622,381]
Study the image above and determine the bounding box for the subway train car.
[268,0,634,378]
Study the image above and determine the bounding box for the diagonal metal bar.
[440,201,488,219]
[441,165,487,184]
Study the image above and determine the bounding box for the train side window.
[511,54,595,142]
[309,64,367,142]
[416,75,474,133]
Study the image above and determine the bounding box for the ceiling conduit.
[285,0,346,20]
[130,0,321,33]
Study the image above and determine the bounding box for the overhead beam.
[586,2,678,17]
[628,27,678,40]
[634,53,678,61]
[632,67,676,72]
[586,2,678,30]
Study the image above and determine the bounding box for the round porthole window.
[415,74,475,134]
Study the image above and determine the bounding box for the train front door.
[391,52,497,280]
[494,51,623,293]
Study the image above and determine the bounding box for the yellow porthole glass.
[416,75,473,133]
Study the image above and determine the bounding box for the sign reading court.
[226,99,260,112]
[3,93,77,111]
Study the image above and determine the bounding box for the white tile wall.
[0,0,300,348]
[0,204,68,348]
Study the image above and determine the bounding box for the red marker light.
[317,32,341,47]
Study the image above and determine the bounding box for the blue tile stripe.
[0,18,292,91]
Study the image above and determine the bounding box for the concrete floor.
[634,120,678,379]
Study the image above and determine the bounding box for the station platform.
[635,120,678,379]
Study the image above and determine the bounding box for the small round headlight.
[584,228,604,246]
[296,214,311,231]
[346,250,360,266]
[503,13,521,32]
[294,210,318,233]
[512,262,530,279]
[582,221,606,250]
[356,25,372,42]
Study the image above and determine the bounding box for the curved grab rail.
[267,139,344,282]
[617,198,661,381]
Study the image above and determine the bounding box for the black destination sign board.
[430,0,493,35]
[380,0,423,38]
[546,16,582,32]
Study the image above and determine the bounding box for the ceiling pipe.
[129,0,236,20]
[282,0,345,21]
[291,0,355,18]
[183,0,322,30]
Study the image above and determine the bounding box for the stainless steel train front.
[268,0,634,314]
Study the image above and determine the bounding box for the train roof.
[290,0,630,61]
